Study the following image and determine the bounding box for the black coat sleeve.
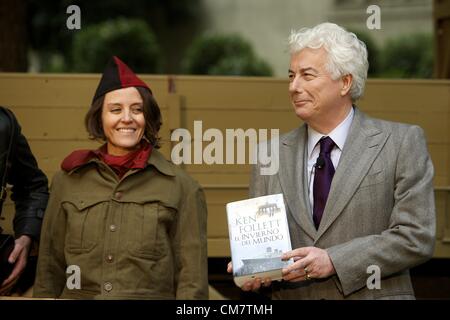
[5,110,49,240]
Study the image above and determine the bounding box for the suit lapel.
[315,108,390,241]
[278,125,317,239]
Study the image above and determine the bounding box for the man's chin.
[293,108,310,122]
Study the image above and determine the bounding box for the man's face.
[288,47,344,126]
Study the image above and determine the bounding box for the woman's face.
[102,87,146,156]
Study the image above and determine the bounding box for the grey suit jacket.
[249,107,436,299]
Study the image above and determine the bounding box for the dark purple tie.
[313,136,336,229]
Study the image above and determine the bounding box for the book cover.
[226,193,293,286]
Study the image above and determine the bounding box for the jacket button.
[104,282,113,292]
[109,224,117,232]
[115,191,123,199]
[106,254,114,263]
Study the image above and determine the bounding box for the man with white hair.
[243,22,436,299]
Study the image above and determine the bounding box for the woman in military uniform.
[33,56,208,299]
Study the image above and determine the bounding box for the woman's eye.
[132,107,143,113]
[111,108,121,113]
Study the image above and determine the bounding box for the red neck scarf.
[94,140,152,179]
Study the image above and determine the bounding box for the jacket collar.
[314,106,390,241]
[61,149,97,173]
[147,149,175,177]
[62,147,175,177]
[278,123,317,238]
[278,106,390,241]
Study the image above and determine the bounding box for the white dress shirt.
[307,107,354,213]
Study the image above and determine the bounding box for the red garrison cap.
[92,56,152,102]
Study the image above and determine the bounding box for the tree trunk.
[0,0,27,72]
[434,0,450,78]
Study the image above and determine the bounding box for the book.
[226,193,293,287]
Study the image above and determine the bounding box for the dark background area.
[208,258,450,300]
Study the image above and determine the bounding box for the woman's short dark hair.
[85,86,162,148]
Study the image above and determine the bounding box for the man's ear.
[340,74,353,96]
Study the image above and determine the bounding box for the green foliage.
[27,0,201,51]
[349,30,433,79]
[351,30,381,76]
[27,0,202,73]
[380,33,433,78]
[182,34,273,76]
[71,18,161,73]
[39,53,67,73]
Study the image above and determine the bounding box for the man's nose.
[289,76,303,94]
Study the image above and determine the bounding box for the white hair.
[288,22,368,101]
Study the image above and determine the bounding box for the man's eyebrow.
[300,67,318,73]
[288,67,319,73]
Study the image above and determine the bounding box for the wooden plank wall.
[0,74,449,258]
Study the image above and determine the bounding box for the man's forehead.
[289,48,327,71]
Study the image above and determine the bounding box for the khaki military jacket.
[34,149,208,299]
